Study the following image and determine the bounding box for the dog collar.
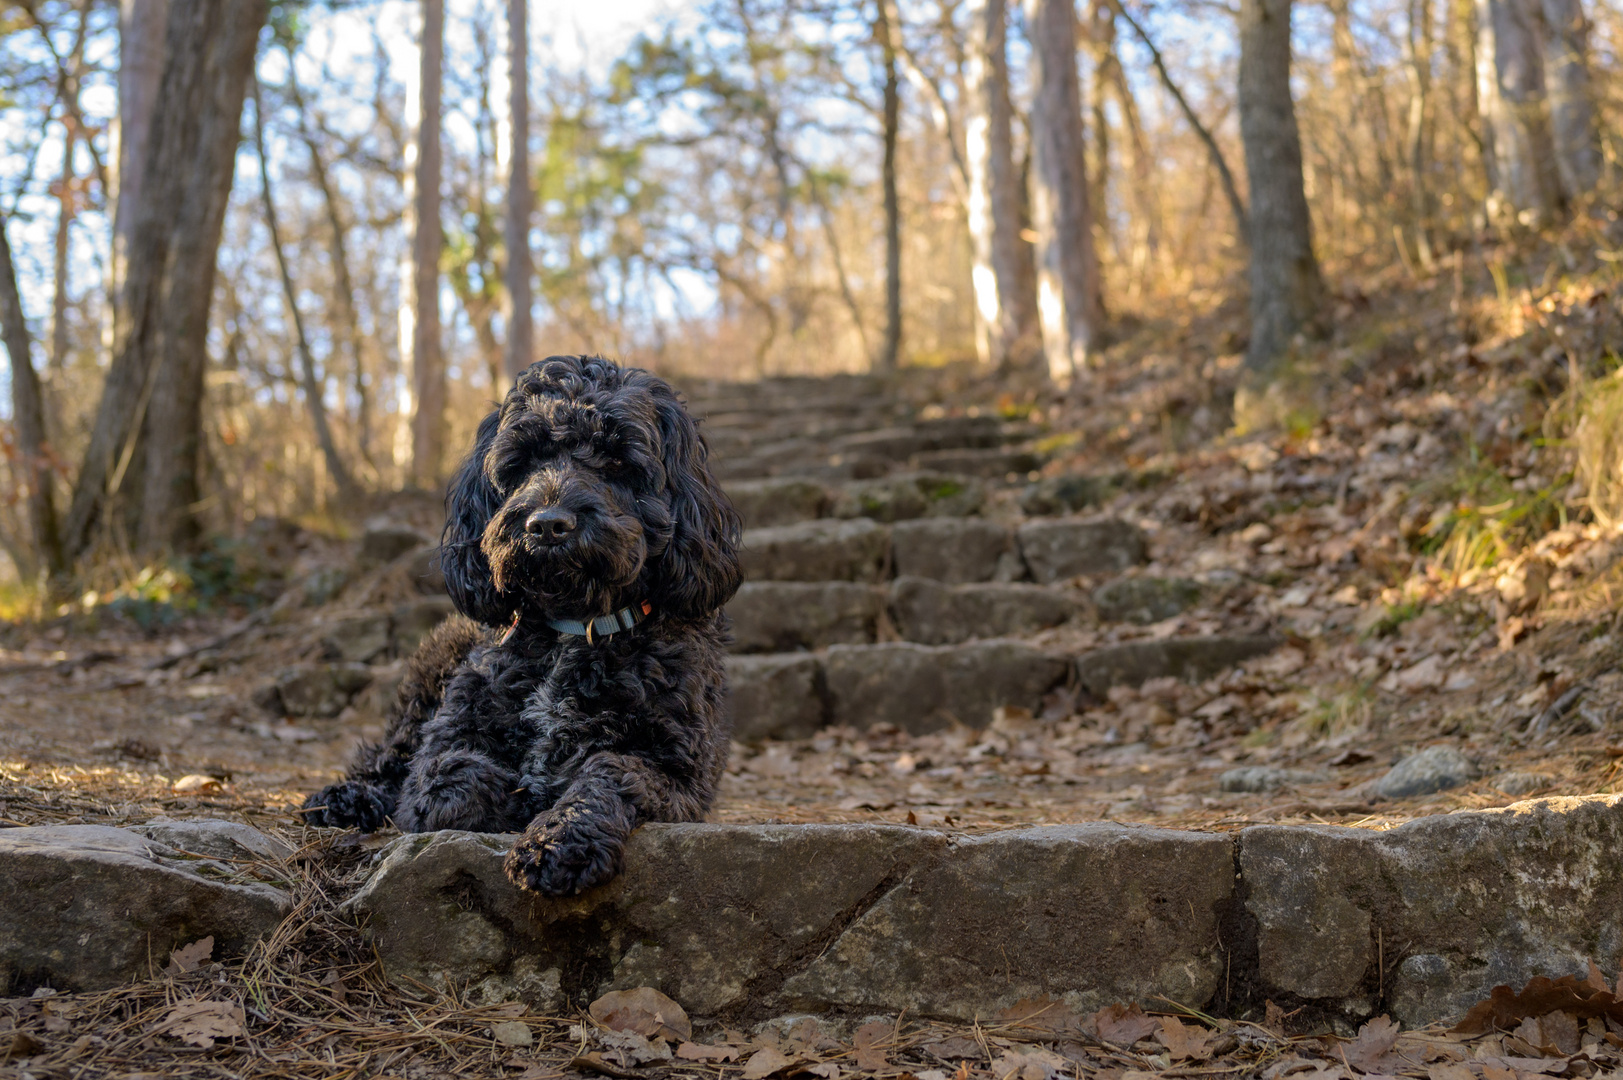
[498,601,654,646]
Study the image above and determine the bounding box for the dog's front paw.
[503,813,624,896]
[301,781,393,831]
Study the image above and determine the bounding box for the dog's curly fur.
[302,355,743,896]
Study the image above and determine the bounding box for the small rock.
[322,613,392,663]
[1373,746,1479,799]
[491,1020,534,1047]
[1093,577,1202,624]
[1020,474,1111,516]
[1218,767,1326,793]
[1493,771,1554,796]
[268,663,374,718]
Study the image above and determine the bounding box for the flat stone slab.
[1074,635,1281,697]
[1018,517,1148,583]
[742,519,890,583]
[728,582,881,653]
[1241,795,1623,1027]
[823,640,1068,732]
[888,576,1078,645]
[724,478,831,529]
[829,472,986,523]
[0,823,292,993]
[727,653,827,741]
[1093,576,1203,625]
[347,822,1231,1023]
[890,518,1013,584]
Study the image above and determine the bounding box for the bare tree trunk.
[1476,0,1561,219]
[252,79,358,503]
[505,0,533,382]
[110,0,169,313]
[1238,0,1325,377]
[1404,0,1438,270]
[965,0,1037,368]
[49,3,88,381]
[400,0,444,488]
[284,49,376,475]
[137,0,269,552]
[874,0,903,373]
[1024,0,1105,386]
[65,0,267,558]
[1538,0,1601,198]
[0,211,64,578]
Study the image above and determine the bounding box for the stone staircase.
[677,374,1278,741]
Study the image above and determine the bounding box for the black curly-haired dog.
[301,355,742,896]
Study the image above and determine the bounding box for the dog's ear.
[440,408,512,627]
[645,379,743,619]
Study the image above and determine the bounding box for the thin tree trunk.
[64,0,267,558]
[1475,0,1561,219]
[505,0,533,381]
[0,210,64,577]
[110,0,169,316]
[252,79,358,503]
[284,49,376,474]
[137,0,269,552]
[400,0,444,488]
[1238,0,1325,377]
[1024,0,1106,386]
[1405,0,1438,270]
[875,0,903,373]
[49,2,89,380]
[1538,0,1601,198]
[965,0,1036,368]
[1112,0,1249,243]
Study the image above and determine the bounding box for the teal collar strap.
[497,600,653,646]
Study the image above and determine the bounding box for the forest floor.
[5,223,1623,1077]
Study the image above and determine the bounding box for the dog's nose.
[524,508,578,542]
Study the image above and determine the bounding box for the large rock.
[260,662,375,718]
[888,577,1077,645]
[1093,576,1202,625]
[728,582,881,653]
[1074,636,1280,698]
[830,472,985,523]
[723,478,830,529]
[782,824,1234,1019]
[1241,796,1623,1026]
[346,822,1232,1023]
[346,824,945,1016]
[727,653,828,741]
[823,640,1068,732]
[1018,517,1148,583]
[1372,745,1479,799]
[890,518,1012,584]
[0,823,292,993]
[321,612,392,663]
[741,519,890,583]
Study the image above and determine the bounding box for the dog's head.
[441,355,743,627]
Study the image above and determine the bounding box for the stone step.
[726,578,1078,652]
[348,795,1623,1027]
[739,515,1149,587]
[727,634,1281,740]
[723,473,985,530]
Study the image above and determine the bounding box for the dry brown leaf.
[853,1019,892,1072]
[587,986,691,1043]
[156,998,245,1049]
[4,1032,43,1061]
[1093,1003,1158,1046]
[997,996,1081,1034]
[741,1046,797,1079]
[805,1064,841,1080]
[1513,1012,1580,1056]
[1426,1064,1474,1080]
[1157,1015,1217,1061]
[171,774,221,794]
[1341,1015,1400,1073]
[676,1042,740,1062]
[598,1030,673,1066]
[491,1020,533,1047]
[924,1036,985,1061]
[570,1051,641,1078]
[163,935,213,976]
[1478,1061,1517,1080]
[1454,972,1623,1035]
[995,1045,1068,1080]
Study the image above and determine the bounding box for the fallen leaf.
[491,1020,533,1047]
[1093,1004,1158,1045]
[853,1020,891,1071]
[5,1031,43,1060]
[1426,1064,1474,1080]
[742,1046,797,1079]
[1343,1015,1401,1072]
[1157,1015,1217,1061]
[588,987,691,1043]
[164,936,214,976]
[1453,972,1623,1035]
[171,774,222,794]
[676,1042,740,1062]
[806,1064,841,1080]
[924,1036,985,1061]
[1513,1012,1579,1056]
[995,1045,1068,1080]
[570,1051,641,1078]
[997,996,1080,1034]
[599,1030,673,1066]
[156,998,245,1049]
